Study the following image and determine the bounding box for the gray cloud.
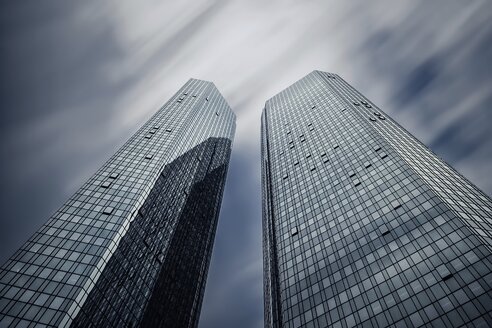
[200,150,263,328]
[1,1,491,327]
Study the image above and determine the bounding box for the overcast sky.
[1,1,491,327]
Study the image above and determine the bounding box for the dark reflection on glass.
[72,138,232,328]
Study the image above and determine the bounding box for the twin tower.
[1,71,491,327]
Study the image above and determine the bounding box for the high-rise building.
[261,71,492,327]
[0,79,235,328]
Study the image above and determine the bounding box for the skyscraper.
[261,71,492,327]
[0,79,235,328]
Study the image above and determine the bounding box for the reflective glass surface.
[0,79,235,327]
[261,71,492,328]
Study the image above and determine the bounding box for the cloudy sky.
[1,1,491,327]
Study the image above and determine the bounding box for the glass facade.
[261,71,492,328]
[0,79,235,327]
